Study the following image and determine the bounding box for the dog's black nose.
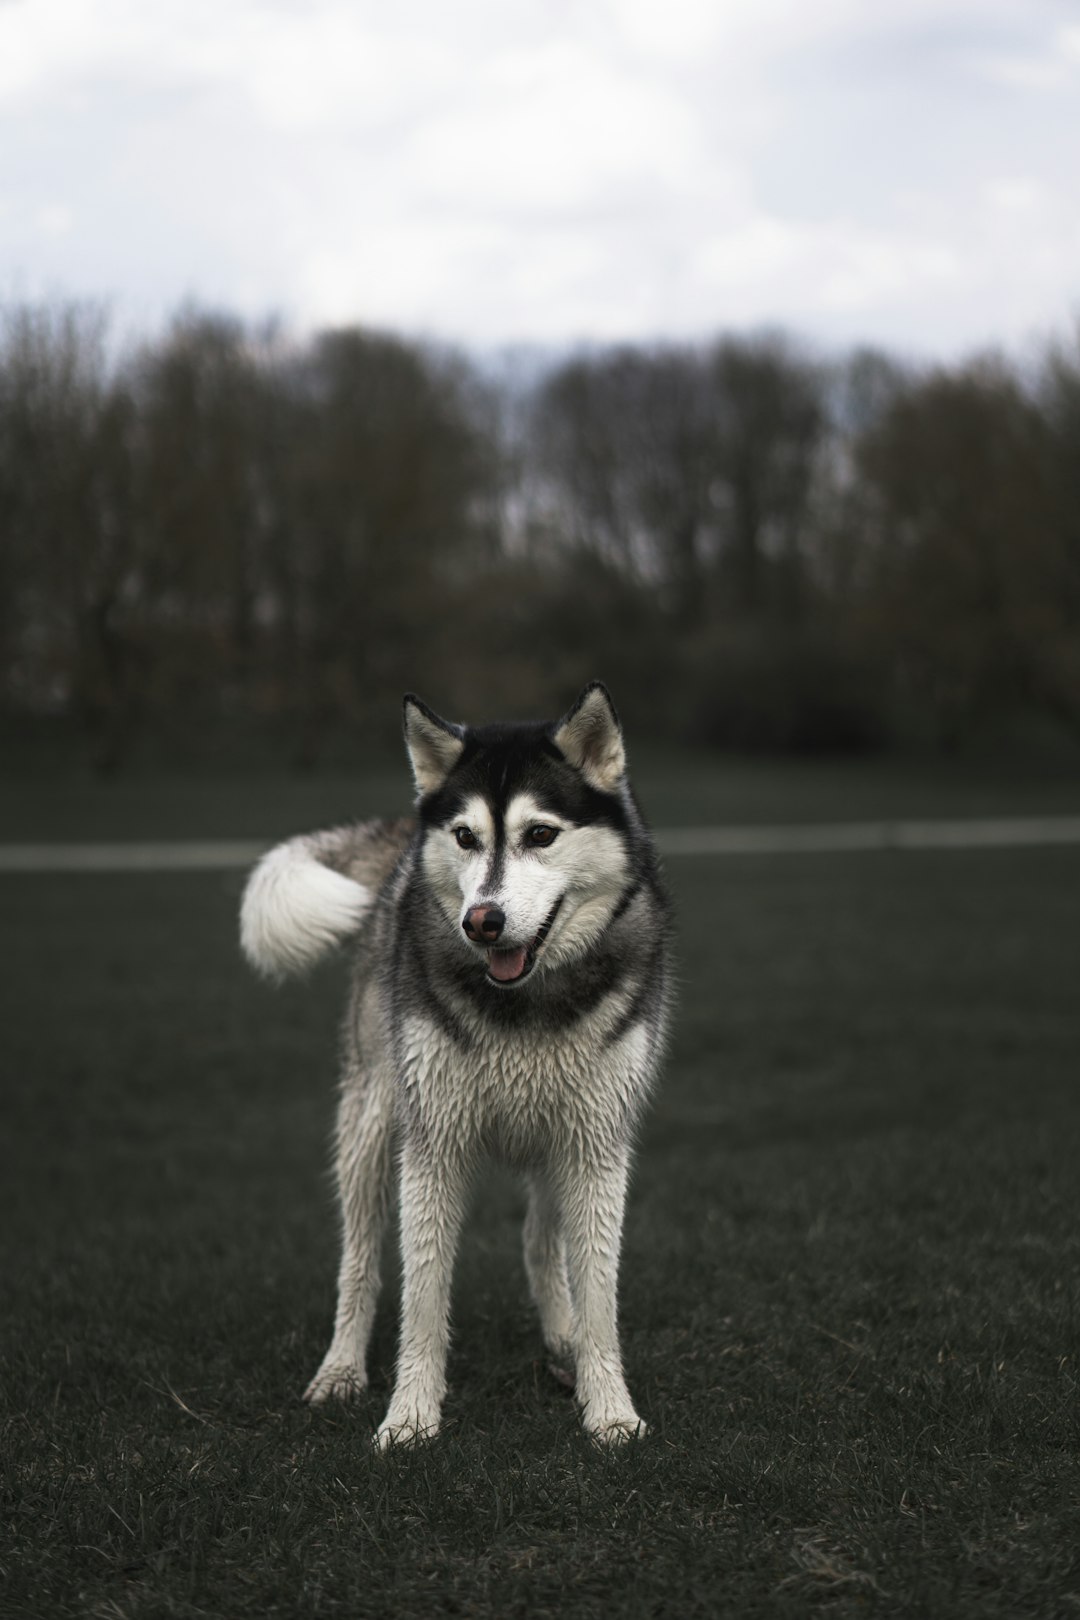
[463,905,505,943]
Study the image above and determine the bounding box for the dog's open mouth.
[486,896,564,986]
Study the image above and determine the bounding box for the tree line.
[2,301,1079,767]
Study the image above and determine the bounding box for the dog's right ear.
[403,694,465,795]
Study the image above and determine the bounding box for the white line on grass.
[0,841,266,873]
[656,816,1080,856]
[1,816,1080,872]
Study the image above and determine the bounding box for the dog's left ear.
[403,694,465,795]
[552,682,626,792]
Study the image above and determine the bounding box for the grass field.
[2,757,1080,1617]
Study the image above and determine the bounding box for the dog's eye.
[454,826,478,850]
[527,824,559,848]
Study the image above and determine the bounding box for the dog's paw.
[584,1411,647,1446]
[373,1412,440,1451]
[304,1360,367,1405]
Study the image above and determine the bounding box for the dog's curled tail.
[240,817,414,980]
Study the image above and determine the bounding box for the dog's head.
[404,684,635,989]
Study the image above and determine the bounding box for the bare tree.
[0,302,140,766]
[856,358,1073,744]
[272,328,493,756]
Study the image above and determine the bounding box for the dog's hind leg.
[554,1145,646,1444]
[523,1174,575,1387]
[305,1062,394,1404]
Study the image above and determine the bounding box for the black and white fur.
[240,683,672,1446]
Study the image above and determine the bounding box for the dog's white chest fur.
[399,1009,651,1163]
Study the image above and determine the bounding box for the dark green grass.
[2,841,1080,1616]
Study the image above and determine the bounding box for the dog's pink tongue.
[488,946,528,982]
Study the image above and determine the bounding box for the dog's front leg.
[555,1145,646,1444]
[376,1133,468,1449]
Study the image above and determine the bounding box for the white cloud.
[32,203,72,236]
[402,42,696,217]
[982,177,1049,213]
[969,17,1080,90]
[973,53,1067,89]
[1057,26,1080,63]
[691,217,962,323]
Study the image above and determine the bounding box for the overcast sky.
[2,0,1079,359]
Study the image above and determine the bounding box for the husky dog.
[240,683,671,1446]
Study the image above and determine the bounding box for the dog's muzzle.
[483,896,564,987]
